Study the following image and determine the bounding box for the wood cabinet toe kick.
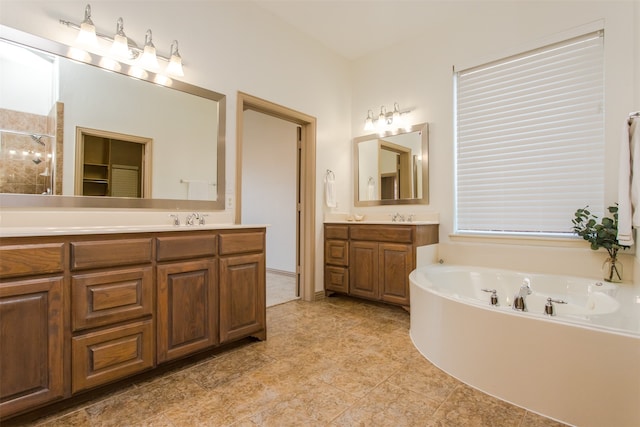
[0,227,266,420]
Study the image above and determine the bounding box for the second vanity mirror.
[0,25,225,210]
[354,123,429,206]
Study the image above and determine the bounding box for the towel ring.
[326,169,335,180]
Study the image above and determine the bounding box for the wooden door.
[379,243,412,306]
[157,259,217,363]
[0,277,64,418]
[219,253,266,343]
[349,241,379,300]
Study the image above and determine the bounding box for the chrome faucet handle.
[481,288,499,306]
[198,214,209,225]
[544,297,567,316]
[169,214,180,226]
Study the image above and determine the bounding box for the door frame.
[236,92,316,302]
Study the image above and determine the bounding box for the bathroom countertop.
[0,223,269,238]
[324,220,439,225]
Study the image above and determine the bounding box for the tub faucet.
[512,278,532,311]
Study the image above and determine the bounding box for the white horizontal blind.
[455,31,604,235]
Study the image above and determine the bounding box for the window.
[455,30,604,236]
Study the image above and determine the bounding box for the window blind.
[455,31,604,235]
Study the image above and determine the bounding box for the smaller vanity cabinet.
[324,223,438,308]
[0,242,65,418]
[156,233,218,363]
[218,230,266,343]
[69,237,154,393]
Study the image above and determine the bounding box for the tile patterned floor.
[11,296,567,427]
[266,270,298,307]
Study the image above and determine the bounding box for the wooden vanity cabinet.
[156,233,218,363]
[0,243,65,418]
[69,237,154,393]
[218,230,266,343]
[324,223,438,308]
[0,227,267,421]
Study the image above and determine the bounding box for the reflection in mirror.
[354,123,428,206]
[0,25,226,210]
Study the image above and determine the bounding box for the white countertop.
[324,220,438,225]
[0,223,268,238]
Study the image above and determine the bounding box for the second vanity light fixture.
[364,102,412,135]
[60,4,184,78]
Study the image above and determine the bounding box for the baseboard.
[266,268,296,278]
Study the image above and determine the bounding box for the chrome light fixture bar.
[60,4,184,77]
[363,102,412,135]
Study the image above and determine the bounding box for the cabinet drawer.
[219,231,265,255]
[325,266,349,293]
[325,225,348,240]
[325,239,349,266]
[349,225,413,243]
[0,243,64,279]
[71,319,154,393]
[71,238,152,270]
[156,234,217,261]
[72,267,153,331]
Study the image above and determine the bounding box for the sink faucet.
[185,212,200,226]
[513,278,532,311]
[391,213,405,222]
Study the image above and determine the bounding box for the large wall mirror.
[0,25,225,210]
[354,123,429,206]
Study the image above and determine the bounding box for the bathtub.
[409,265,640,427]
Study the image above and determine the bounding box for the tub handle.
[544,297,567,316]
[481,288,499,306]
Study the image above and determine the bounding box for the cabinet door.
[0,277,64,418]
[325,239,348,266]
[349,241,379,300]
[219,253,266,343]
[157,259,217,363]
[325,266,349,293]
[379,243,413,306]
[71,320,153,393]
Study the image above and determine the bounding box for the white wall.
[350,1,638,280]
[242,110,297,273]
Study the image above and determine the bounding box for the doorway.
[236,92,316,303]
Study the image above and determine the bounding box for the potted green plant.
[572,204,630,282]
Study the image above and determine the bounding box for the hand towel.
[187,180,209,200]
[617,118,638,246]
[325,173,337,208]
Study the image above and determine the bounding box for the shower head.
[32,157,42,165]
[31,134,45,146]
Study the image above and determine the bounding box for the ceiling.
[252,0,467,60]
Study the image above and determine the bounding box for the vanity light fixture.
[138,30,160,71]
[76,4,97,47]
[60,4,186,77]
[110,17,130,58]
[364,102,412,135]
[364,110,375,131]
[166,40,184,77]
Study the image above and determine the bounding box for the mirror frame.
[354,122,429,206]
[0,25,226,210]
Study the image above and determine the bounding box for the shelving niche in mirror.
[0,25,225,210]
[354,123,428,206]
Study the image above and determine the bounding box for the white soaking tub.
[409,264,640,427]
